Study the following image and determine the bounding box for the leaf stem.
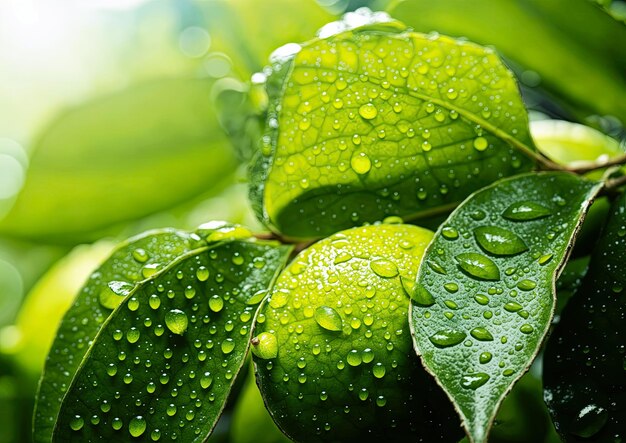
[566,153,626,175]
[604,174,626,192]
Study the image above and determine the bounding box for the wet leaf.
[250,11,536,239]
[50,236,291,442]
[0,79,237,241]
[254,224,463,442]
[543,190,626,442]
[389,0,626,123]
[410,173,602,443]
[34,229,204,443]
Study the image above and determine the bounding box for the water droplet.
[470,327,494,341]
[412,283,435,307]
[221,338,235,354]
[129,416,146,437]
[376,395,387,407]
[517,279,536,291]
[70,415,84,431]
[429,329,467,348]
[474,226,528,256]
[358,103,378,120]
[370,259,398,278]
[503,201,551,221]
[362,348,374,363]
[351,152,371,174]
[106,363,117,377]
[427,260,447,275]
[127,297,139,311]
[444,282,459,293]
[315,306,343,331]
[474,294,489,305]
[127,328,140,343]
[165,309,188,335]
[461,372,490,389]
[455,253,500,281]
[149,294,161,310]
[519,324,534,334]
[504,302,523,312]
[334,252,352,265]
[209,295,224,312]
[538,254,553,265]
[571,404,608,438]
[373,363,386,378]
[473,137,488,151]
[141,263,160,278]
[441,226,459,240]
[251,332,278,359]
[479,352,492,364]
[112,417,123,431]
[132,248,149,263]
[346,350,362,366]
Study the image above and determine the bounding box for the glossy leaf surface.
[51,238,291,442]
[250,12,536,239]
[254,224,463,442]
[389,0,626,123]
[35,229,204,443]
[0,79,237,241]
[544,191,626,442]
[410,173,602,442]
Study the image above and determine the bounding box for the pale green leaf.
[410,173,602,443]
[0,79,238,241]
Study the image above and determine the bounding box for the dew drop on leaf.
[164,309,188,335]
[473,226,528,256]
[314,306,343,331]
[370,259,399,278]
[129,416,146,438]
[461,373,490,389]
[429,329,467,348]
[502,201,551,221]
[455,252,501,280]
[470,327,494,341]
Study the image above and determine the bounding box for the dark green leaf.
[250,12,537,239]
[388,0,626,123]
[410,173,602,443]
[0,79,238,241]
[34,229,204,443]
[51,237,291,442]
[543,190,626,442]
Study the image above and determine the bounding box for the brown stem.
[566,153,626,174]
[604,174,626,192]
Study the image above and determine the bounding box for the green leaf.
[50,236,291,442]
[0,79,238,241]
[409,172,603,443]
[34,229,204,443]
[253,224,463,442]
[250,12,537,239]
[388,0,626,124]
[543,190,626,442]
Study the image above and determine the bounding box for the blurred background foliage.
[0,0,623,442]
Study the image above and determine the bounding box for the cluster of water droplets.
[62,242,277,441]
[253,225,461,440]
[259,14,532,237]
[414,195,559,390]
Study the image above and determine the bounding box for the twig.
[566,153,626,175]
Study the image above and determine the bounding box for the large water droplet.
[461,373,490,389]
[165,309,188,335]
[315,306,343,331]
[517,279,536,291]
[209,295,225,312]
[429,329,467,348]
[479,352,492,364]
[358,103,378,120]
[570,404,608,438]
[351,152,371,174]
[370,259,398,278]
[70,415,84,431]
[412,283,436,307]
[251,332,278,359]
[455,253,500,281]
[473,137,488,152]
[473,226,528,256]
[129,416,146,437]
[502,201,551,221]
[346,350,362,366]
[221,338,235,354]
[470,327,494,341]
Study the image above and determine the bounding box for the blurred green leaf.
[543,190,626,442]
[388,0,626,124]
[0,79,238,242]
[251,17,536,239]
[202,0,335,77]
